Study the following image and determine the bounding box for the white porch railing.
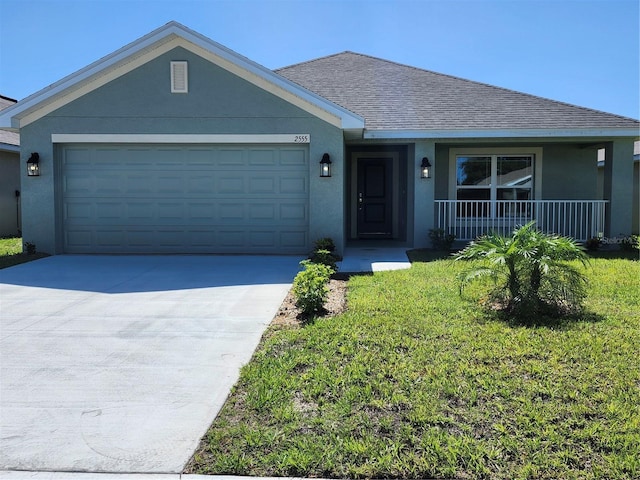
[435,200,608,241]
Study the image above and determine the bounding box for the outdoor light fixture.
[27,153,40,176]
[420,157,432,179]
[320,153,332,177]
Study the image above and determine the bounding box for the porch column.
[413,141,435,248]
[603,140,635,237]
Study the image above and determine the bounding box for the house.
[0,21,637,255]
[0,95,21,237]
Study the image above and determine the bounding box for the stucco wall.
[0,150,20,237]
[541,144,598,199]
[19,47,345,254]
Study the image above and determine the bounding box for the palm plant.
[454,221,589,318]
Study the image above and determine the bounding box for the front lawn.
[186,255,639,479]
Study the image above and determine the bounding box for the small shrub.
[24,242,36,255]
[585,237,602,251]
[454,221,589,319]
[428,228,456,251]
[313,237,336,253]
[620,234,640,252]
[292,260,334,316]
[309,248,338,270]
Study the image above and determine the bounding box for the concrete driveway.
[0,255,302,473]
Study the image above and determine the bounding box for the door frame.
[347,145,409,242]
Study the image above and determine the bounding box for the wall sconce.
[27,153,40,176]
[420,157,431,179]
[320,153,332,177]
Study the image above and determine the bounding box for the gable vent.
[170,61,188,93]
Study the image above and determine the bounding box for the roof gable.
[277,51,640,138]
[0,22,363,131]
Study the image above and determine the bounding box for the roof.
[0,96,19,150]
[0,22,364,132]
[277,51,640,138]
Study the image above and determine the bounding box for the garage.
[61,143,309,254]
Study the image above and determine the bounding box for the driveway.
[0,255,302,473]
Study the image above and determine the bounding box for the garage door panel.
[64,174,94,195]
[249,177,275,193]
[218,149,245,166]
[280,149,307,166]
[218,177,245,194]
[249,149,276,166]
[280,177,306,194]
[249,204,275,220]
[62,144,309,253]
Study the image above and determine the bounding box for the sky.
[0,0,638,120]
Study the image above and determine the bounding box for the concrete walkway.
[338,247,411,272]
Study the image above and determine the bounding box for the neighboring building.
[0,95,20,237]
[0,22,638,254]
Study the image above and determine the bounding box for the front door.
[357,157,393,238]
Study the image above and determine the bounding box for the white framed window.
[170,61,188,93]
[449,147,543,217]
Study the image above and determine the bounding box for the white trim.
[0,22,364,130]
[51,133,311,144]
[365,128,640,139]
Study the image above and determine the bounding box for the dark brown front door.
[357,158,393,237]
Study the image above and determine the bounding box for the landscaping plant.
[454,221,589,318]
[313,237,336,253]
[619,234,640,252]
[428,228,456,251]
[292,260,334,316]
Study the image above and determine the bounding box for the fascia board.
[1,21,364,130]
[0,143,20,153]
[364,128,640,139]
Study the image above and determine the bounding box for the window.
[170,61,188,93]
[456,154,534,217]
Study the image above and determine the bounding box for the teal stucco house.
[0,22,638,255]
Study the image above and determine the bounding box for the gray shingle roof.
[0,95,19,147]
[276,51,640,132]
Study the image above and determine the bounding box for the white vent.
[170,61,188,93]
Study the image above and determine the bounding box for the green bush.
[620,234,640,252]
[313,237,336,252]
[24,242,36,255]
[292,260,334,316]
[584,236,602,251]
[454,221,589,318]
[309,248,338,270]
[428,228,456,251]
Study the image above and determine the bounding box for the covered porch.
[430,140,635,243]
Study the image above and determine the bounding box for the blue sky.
[1,0,638,119]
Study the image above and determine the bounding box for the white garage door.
[61,144,309,254]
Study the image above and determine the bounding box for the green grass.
[0,237,47,269]
[187,254,640,479]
